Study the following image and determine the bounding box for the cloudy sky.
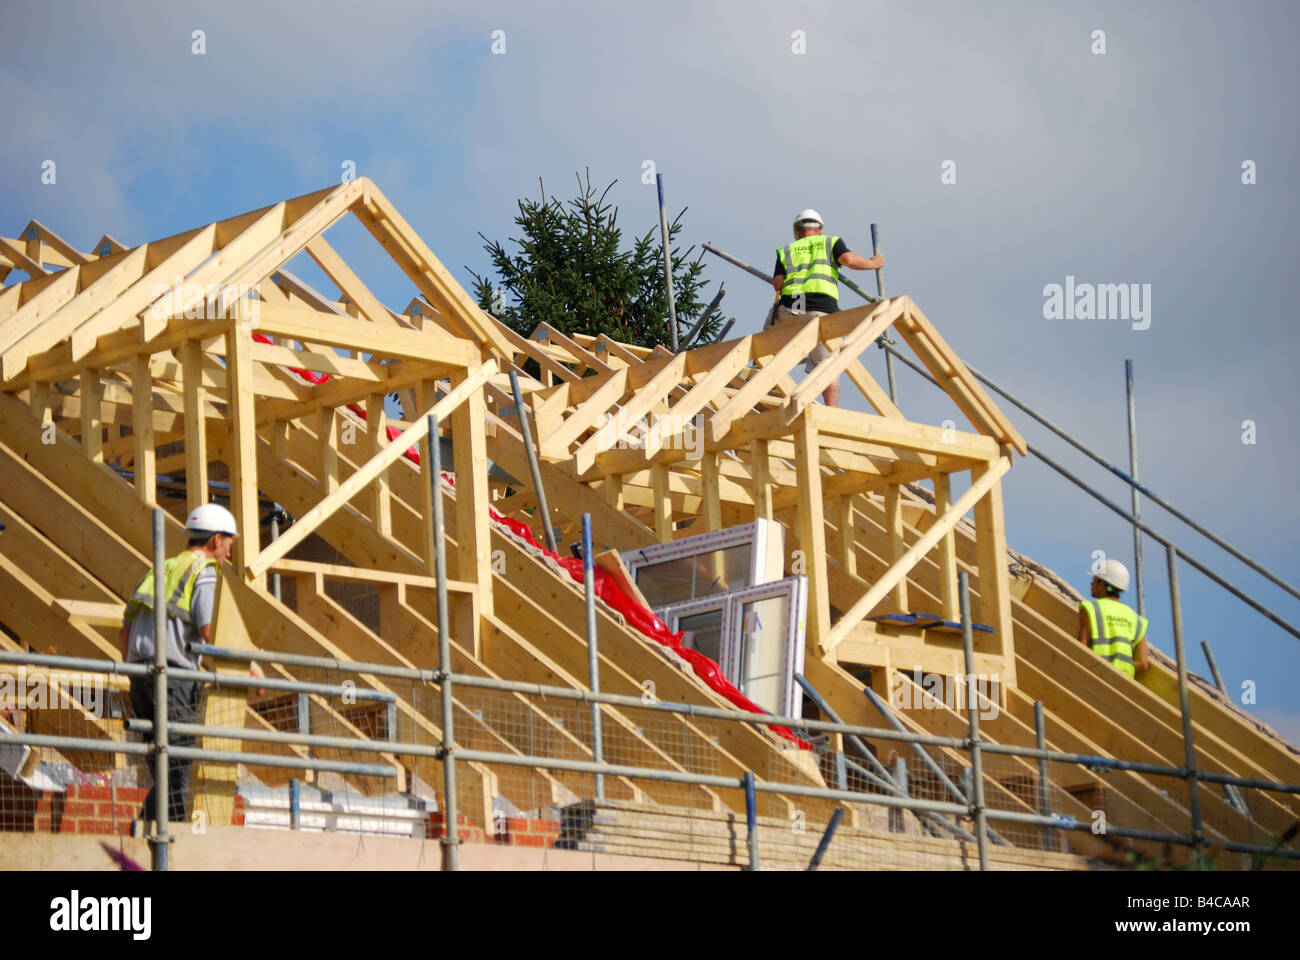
[4,0,1298,741]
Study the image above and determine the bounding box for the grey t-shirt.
[126,562,217,670]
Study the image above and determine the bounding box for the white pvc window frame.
[653,575,808,720]
[623,518,784,605]
[720,577,808,718]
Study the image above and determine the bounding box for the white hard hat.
[186,503,239,537]
[793,209,823,230]
[1094,558,1130,592]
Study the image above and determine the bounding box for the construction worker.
[117,503,237,824]
[1077,558,1151,678]
[769,209,884,407]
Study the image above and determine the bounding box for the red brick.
[71,786,113,801]
[232,794,245,826]
[511,834,551,848]
[62,801,97,817]
[98,802,138,818]
[76,819,116,834]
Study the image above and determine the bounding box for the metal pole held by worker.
[871,223,897,405]
[656,173,680,352]
[1126,360,1145,617]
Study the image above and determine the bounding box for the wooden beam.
[651,463,672,541]
[182,339,208,514]
[225,326,260,578]
[810,404,999,461]
[700,452,722,532]
[885,484,909,612]
[305,235,395,327]
[366,393,392,538]
[130,354,155,505]
[451,372,494,651]
[934,473,960,621]
[793,417,830,653]
[973,454,1015,668]
[79,367,102,464]
[836,496,857,577]
[254,301,477,367]
[751,438,773,522]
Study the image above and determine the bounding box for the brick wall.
[426,812,560,848]
[0,775,148,836]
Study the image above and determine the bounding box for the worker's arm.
[1135,639,1150,672]
[1077,608,1093,647]
[838,251,884,271]
[772,274,785,295]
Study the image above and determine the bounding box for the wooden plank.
[700,452,722,532]
[318,407,339,495]
[934,473,959,621]
[793,417,830,653]
[130,353,155,505]
[751,438,773,522]
[972,455,1015,671]
[451,376,494,650]
[651,463,672,541]
[885,484,909,612]
[810,404,998,461]
[823,456,1011,657]
[182,338,208,514]
[51,599,127,627]
[0,263,81,359]
[254,301,477,367]
[305,235,394,327]
[844,358,904,419]
[225,327,260,577]
[79,368,103,464]
[836,496,857,577]
[604,474,625,511]
[366,393,392,537]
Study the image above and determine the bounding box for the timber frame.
[2,180,1296,867]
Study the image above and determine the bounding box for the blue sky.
[3,0,1298,744]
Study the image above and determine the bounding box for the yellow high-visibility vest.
[1081,596,1148,679]
[778,235,840,301]
[125,551,217,626]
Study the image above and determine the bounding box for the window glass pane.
[737,594,792,714]
[636,545,752,607]
[678,609,725,663]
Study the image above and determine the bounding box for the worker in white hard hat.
[1077,558,1151,678]
[117,502,238,823]
[768,209,884,407]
